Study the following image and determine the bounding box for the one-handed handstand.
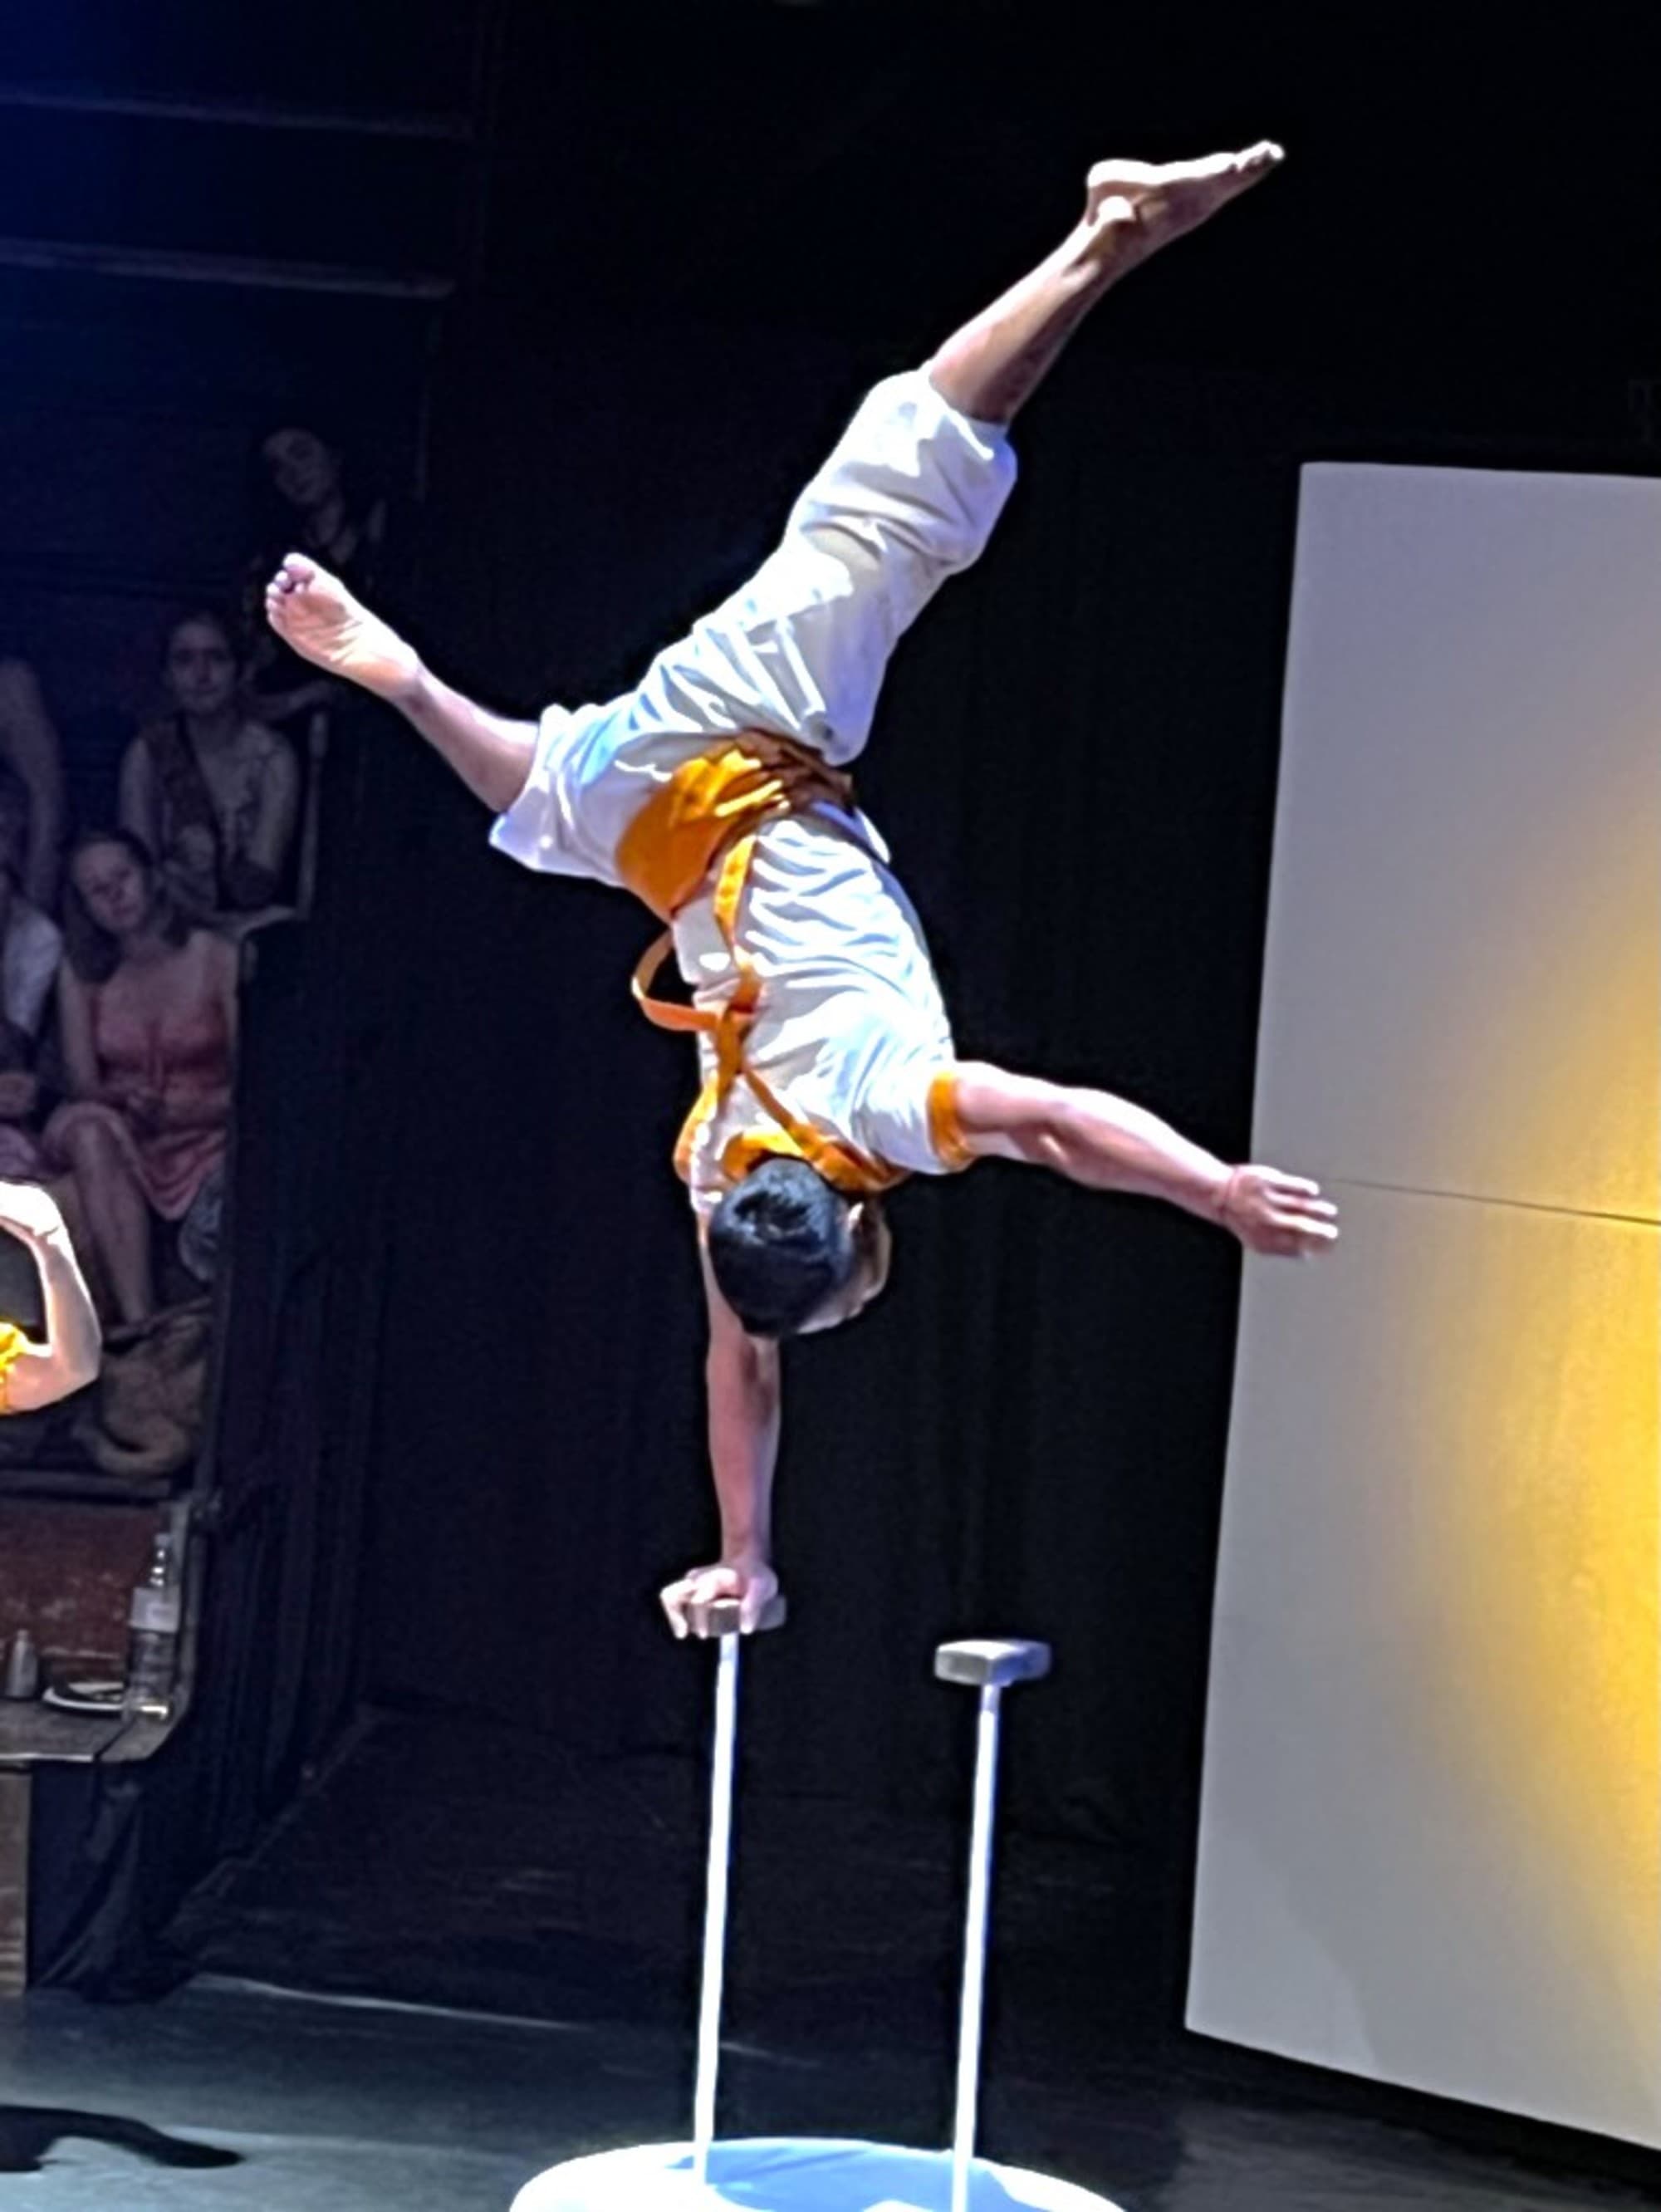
[267,145,1337,1637]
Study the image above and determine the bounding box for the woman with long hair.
[119,610,298,922]
[47,831,237,1326]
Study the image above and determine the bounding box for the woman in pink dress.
[47,831,238,1326]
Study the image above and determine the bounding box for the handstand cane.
[690,1592,787,2190]
[934,1638,1052,2212]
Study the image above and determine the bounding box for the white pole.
[951,1682,1003,2212]
[693,1628,741,2189]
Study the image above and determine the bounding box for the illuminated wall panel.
[1188,466,1661,2148]
[1252,465,1660,1224]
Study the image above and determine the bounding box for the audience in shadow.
[47,831,237,1333]
[118,611,298,931]
[243,421,387,730]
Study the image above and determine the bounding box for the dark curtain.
[360,330,1308,1884]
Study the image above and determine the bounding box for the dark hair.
[63,828,189,983]
[164,605,243,669]
[706,1156,858,1338]
[248,418,384,552]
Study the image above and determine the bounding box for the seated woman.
[118,611,299,925]
[0,1180,100,1411]
[47,831,238,1327]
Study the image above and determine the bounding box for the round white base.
[509,2136,1122,2211]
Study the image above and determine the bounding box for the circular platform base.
[509,2137,1123,2211]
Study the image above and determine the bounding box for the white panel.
[1191,463,1661,2148]
[1190,1184,1659,2145]
[1256,465,1661,1223]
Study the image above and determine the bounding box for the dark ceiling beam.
[0,236,453,302]
[0,85,473,143]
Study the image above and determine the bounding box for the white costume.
[491,372,1017,1216]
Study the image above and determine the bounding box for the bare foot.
[1083,141,1283,262]
[264,554,420,703]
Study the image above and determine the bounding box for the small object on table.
[1,1629,39,1701]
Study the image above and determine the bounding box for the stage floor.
[0,1975,1649,2211]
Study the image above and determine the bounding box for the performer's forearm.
[957,1063,1231,1222]
[389,664,538,817]
[16,1229,100,1409]
[704,1332,781,1564]
[1043,1088,1230,1219]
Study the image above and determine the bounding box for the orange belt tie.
[631,830,903,1199]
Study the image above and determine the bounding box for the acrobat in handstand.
[267,143,1338,1637]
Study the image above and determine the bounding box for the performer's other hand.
[660,1557,781,1641]
[1218,1165,1339,1258]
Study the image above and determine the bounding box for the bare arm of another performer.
[263,558,536,814]
[659,1259,782,1639]
[949,1064,1338,1255]
[0,1184,100,1410]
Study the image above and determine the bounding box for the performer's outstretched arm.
[950,1063,1338,1257]
[264,555,537,815]
[659,1258,782,1638]
[0,1184,100,1411]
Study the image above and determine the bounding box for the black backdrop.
[350,317,1635,1983]
[361,336,1296,1850]
[27,6,1661,2107]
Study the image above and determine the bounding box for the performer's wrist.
[718,1533,771,1572]
[1208,1165,1244,1224]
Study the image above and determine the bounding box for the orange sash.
[617,733,904,1199]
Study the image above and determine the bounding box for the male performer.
[267,145,1337,1636]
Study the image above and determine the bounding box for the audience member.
[243,422,387,727]
[0,841,63,1180]
[119,611,298,924]
[47,831,237,1327]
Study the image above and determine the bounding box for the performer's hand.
[659,1557,781,1641]
[0,1180,69,1248]
[120,1086,165,1135]
[1218,1165,1339,1258]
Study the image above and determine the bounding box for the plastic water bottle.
[124,1533,181,1719]
[2,1628,38,1700]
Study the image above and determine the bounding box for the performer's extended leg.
[658,144,1285,770]
[928,145,1281,424]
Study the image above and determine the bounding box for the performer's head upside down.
[706,1158,889,1339]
